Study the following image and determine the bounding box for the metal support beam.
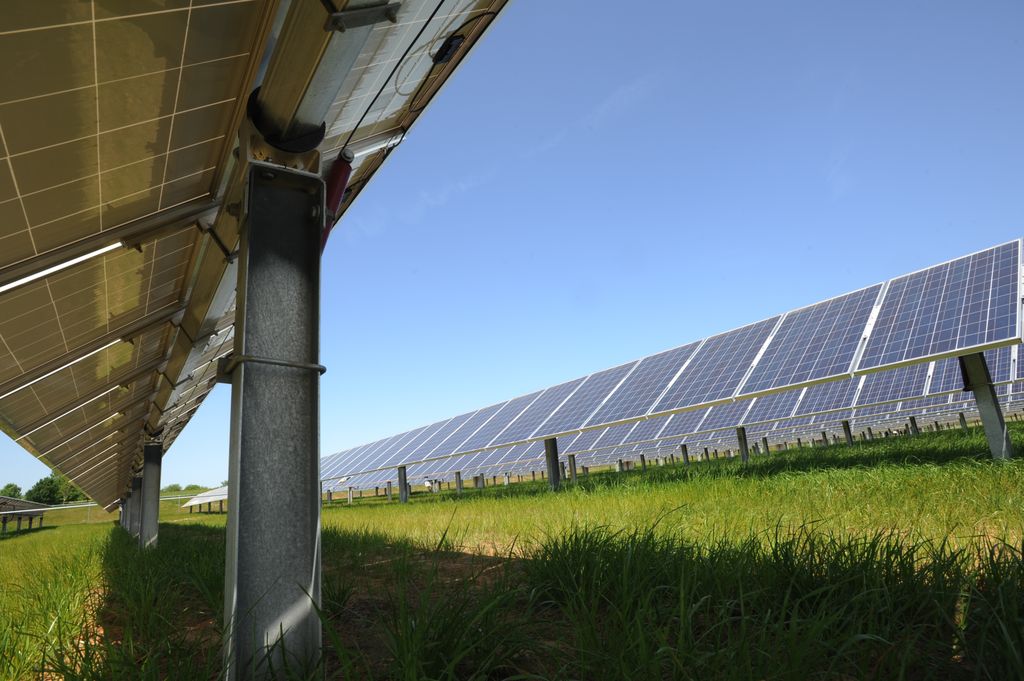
[866,428,874,440]
[567,454,577,482]
[960,352,1013,459]
[544,437,561,491]
[139,441,162,549]
[680,444,690,465]
[841,420,854,446]
[908,416,920,436]
[397,467,408,503]
[455,471,463,494]
[736,426,750,463]
[386,480,393,501]
[639,454,647,471]
[761,436,770,454]
[222,163,325,679]
[129,476,142,537]
[959,412,969,432]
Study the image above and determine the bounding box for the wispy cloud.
[825,141,856,199]
[342,167,497,242]
[584,73,658,131]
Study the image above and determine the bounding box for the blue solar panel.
[928,357,963,395]
[655,407,711,438]
[987,346,1013,383]
[795,377,860,415]
[454,391,543,452]
[653,317,780,413]
[858,242,1019,370]
[562,428,604,453]
[489,378,586,445]
[739,285,881,395]
[377,426,432,468]
[698,400,753,432]
[589,422,639,450]
[436,402,508,456]
[585,342,702,425]
[340,434,403,474]
[856,363,929,406]
[405,413,474,460]
[321,242,1022,486]
[742,390,800,424]
[623,416,670,444]
[534,361,638,437]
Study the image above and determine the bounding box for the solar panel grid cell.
[698,400,753,433]
[739,285,881,395]
[655,407,711,438]
[622,416,670,444]
[856,363,929,406]
[489,377,586,446]
[742,390,800,424]
[586,342,701,425]
[534,362,638,437]
[437,401,508,455]
[653,317,780,413]
[858,242,1019,370]
[455,390,542,452]
[794,378,860,415]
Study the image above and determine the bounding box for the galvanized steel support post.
[544,437,561,491]
[567,454,577,482]
[959,412,969,432]
[736,427,750,463]
[386,481,393,501]
[908,416,920,436]
[397,466,409,503]
[680,444,690,465]
[639,454,647,471]
[222,164,325,680]
[761,436,770,455]
[841,420,854,446]
[960,353,1014,459]
[139,441,163,549]
[455,471,463,494]
[129,476,142,537]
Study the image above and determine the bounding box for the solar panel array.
[323,242,1023,491]
[1,0,509,506]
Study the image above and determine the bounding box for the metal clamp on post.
[325,2,400,32]
[217,353,326,384]
[195,220,238,263]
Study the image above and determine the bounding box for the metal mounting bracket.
[216,353,327,384]
[325,2,400,32]
[196,220,238,263]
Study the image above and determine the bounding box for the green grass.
[323,423,1024,552]
[1,425,1022,679]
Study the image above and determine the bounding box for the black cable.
[341,0,448,150]
[406,11,497,115]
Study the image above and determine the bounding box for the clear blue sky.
[4,1,1023,490]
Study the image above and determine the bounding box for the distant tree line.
[1,478,220,504]
[1,473,87,504]
[161,483,216,494]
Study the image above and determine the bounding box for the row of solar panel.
[327,384,1020,493]
[322,337,1016,487]
[319,242,1021,488]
